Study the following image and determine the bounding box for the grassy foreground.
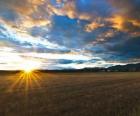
[0,72,140,116]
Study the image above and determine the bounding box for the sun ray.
[8,70,42,92]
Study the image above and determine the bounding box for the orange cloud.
[85,22,104,32]
[107,15,125,30]
[47,1,77,19]
[0,0,52,31]
[93,29,116,44]
[107,15,140,36]
[0,0,45,16]
[21,17,51,28]
[47,0,95,21]
[107,0,140,35]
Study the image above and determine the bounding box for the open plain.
[0,72,140,116]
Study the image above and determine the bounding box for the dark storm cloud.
[109,0,140,19]
[106,37,140,59]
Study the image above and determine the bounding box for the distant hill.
[107,63,140,72]
[40,63,140,72]
[52,63,140,72]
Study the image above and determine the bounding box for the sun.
[7,60,42,93]
[21,60,41,73]
[23,67,34,73]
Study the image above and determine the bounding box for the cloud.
[0,49,97,70]
[0,0,140,70]
[55,60,124,69]
[0,22,67,52]
[0,49,122,70]
[47,0,77,19]
[0,0,51,29]
[0,0,44,15]
[106,36,140,59]
[45,0,138,35]
[107,0,140,35]
[85,22,104,32]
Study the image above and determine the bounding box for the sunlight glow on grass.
[8,70,42,93]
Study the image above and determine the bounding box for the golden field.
[0,72,140,116]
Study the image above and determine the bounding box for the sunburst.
[8,60,42,93]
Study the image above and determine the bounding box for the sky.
[0,0,140,70]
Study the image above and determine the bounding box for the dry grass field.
[0,72,140,116]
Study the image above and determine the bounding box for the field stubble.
[0,72,140,116]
